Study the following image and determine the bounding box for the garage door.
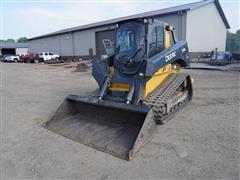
[95,30,115,59]
[1,48,16,55]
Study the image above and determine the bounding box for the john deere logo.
[165,52,176,62]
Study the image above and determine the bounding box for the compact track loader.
[45,18,193,160]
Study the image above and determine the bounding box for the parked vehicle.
[20,53,40,63]
[39,52,60,62]
[2,55,20,62]
[209,51,232,65]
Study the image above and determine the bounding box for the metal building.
[0,42,28,56]
[28,0,230,59]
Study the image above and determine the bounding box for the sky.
[1,0,239,39]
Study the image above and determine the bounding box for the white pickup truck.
[2,55,20,62]
[39,52,60,62]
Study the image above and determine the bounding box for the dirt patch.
[74,62,90,72]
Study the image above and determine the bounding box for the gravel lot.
[1,62,239,179]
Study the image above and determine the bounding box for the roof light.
[143,19,148,24]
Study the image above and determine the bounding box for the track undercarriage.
[144,73,192,124]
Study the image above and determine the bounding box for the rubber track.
[143,73,190,124]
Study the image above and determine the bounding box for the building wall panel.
[186,3,227,52]
[16,48,28,55]
[73,26,114,56]
[28,36,61,54]
[156,12,187,40]
[59,33,74,56]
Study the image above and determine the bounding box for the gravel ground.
[1,62,239,179]
[189,62,240,71]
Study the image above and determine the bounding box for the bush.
[226,30,240,53]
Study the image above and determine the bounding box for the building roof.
[29,0,230,40]
[0,42,28,48]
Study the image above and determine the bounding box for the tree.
[17,37,28,42]
[0,39,15,42]
[226,29,240,52]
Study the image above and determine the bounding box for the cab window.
[148,25,164,57]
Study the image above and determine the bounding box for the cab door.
[45,53,50,60]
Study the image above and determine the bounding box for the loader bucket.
[45,95,157,160]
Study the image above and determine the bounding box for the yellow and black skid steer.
[45,18,193,160]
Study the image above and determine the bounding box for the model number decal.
[165,52,176,62]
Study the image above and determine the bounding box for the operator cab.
[114,18,175,75]
[115,21,146,74]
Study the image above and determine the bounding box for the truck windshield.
[116,22,145,57]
